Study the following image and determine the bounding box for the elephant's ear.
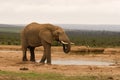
[39,30,53,44]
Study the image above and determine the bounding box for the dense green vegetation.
[66,30,120,47]
[0,26,22,45]
[0,70,119,80]
[0,26,120,47]
[0,32,20,45]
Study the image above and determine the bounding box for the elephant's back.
[24,22,41,35]
[22,22,42,47]
[25,22,41,30]
[23,22,56,33]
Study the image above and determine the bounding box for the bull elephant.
[21,22,71,64]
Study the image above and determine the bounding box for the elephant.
[21,22,71,64]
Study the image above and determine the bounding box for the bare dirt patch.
[0,45,120,77]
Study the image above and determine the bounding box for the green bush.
[1,30,120,47]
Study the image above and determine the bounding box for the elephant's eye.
[57,32,59,35]
[54,30,60,36]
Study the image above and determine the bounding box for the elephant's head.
[39,24,71,53]
[53,27,71,53]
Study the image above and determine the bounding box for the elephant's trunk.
[63,43,71,53]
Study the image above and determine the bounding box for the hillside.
[0,24,23,33]
[0,24,120,47]
[0,24,120,32]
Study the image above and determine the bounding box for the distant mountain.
[0,24,24,33]
[0,24,24,27]
[57,24,120,32]
[0,24,120,32]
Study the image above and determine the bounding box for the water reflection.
[52,60,113,66]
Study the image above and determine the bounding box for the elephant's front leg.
[45,44,51,64]
[40,41,51,64]
[40,52,46,64]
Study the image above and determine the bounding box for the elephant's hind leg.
[29,47,35,62]
[22,47,28,61]
[21,36,28,61]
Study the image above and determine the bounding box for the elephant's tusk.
[71,42,74,45]
[61,41,68,45]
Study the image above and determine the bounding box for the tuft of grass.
[0,71,64,80]
[0,70,120,80]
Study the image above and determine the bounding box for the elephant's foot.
[47,60,51,65]
[40,60,51,65]
[30,59,35,62]
[22,58,28,61]
[46,63,51,65]
[39,61,45,64]
[40,59,45,64]
[35,62,45,66]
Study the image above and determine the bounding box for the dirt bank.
[0,45,120,76]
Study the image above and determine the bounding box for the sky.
[0,0,120,24]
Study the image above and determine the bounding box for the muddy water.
[52,60,113,66]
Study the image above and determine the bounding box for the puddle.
[52,60,113,66]
[37,59,113,66]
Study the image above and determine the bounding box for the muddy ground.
[0,45,120,77]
